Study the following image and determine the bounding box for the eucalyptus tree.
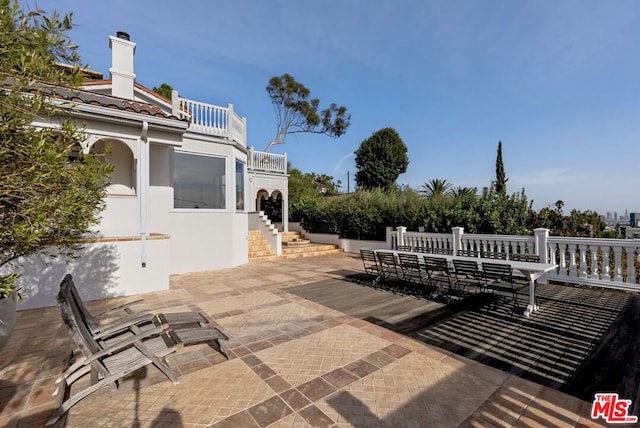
[265,73,350,151]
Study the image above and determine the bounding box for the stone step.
[283,239,311,247]
[247,230,275,257]
[248,255,280,263]
[249,249,276,257]
[282,244,339,254]
[280,231,302,243]
[280,248,343,259]
[249,244,273,253]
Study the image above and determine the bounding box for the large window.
[236,160,245,211]
[173,152,226,209]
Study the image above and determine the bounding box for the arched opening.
[261,190,283,224]
[255,189,269,212]
[90,139,136,195]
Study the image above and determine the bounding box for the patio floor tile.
[255,324,391,387]
[0,253,610,427]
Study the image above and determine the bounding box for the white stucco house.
[15,32,289,309]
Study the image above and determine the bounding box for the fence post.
[248,147,254,169]
[534,228,549,264]
[534,228,550,284]
[386,227,393,249]
[397,226,407,247]
[171,90,180,116]
[227,103,234,138]
[452,227,464,255]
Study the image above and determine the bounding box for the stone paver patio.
[0,253,610,427]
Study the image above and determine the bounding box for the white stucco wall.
[167,134,249,273]
[11,237,170,309]
[148,144,172,233]
[98,195,138,236]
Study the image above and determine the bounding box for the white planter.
[0,294,17,351]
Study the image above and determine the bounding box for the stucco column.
[138,122,149,267]
[282,185,289,232]
[534,227,550,284]
[452,227,464,256]
[534,228,549,264]
[386,227,393,249]
[396,226,407,247]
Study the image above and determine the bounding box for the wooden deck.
[286,272,640,415]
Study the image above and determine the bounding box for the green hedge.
[296,187,531,240]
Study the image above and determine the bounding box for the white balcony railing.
[390,226,640,292]
[247,148,287,174]
[171,91,246,146]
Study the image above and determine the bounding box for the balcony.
[247,148,287,175]
[171,92,246,146]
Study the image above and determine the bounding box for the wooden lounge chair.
[47,275,229,426]
[396,245,412,252]
[65,274,210,339]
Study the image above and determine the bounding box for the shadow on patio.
[0,253,628,426]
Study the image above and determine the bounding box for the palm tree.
[448,186,477,199]
[420,179,452,198]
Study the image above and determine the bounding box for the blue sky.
[33,0,639,214]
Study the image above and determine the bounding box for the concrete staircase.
[280,231,342,260]
[248,230,279,263]
[248,229,342,263]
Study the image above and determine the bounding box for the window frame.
[235,159,246,212]
[171,150,229,212]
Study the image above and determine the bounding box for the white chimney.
[109,31,136,99]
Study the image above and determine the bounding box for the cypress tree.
[495,140,508,196]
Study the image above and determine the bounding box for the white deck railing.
[247,148,287,174]
[389,226,640,292]
[171,91,246,146]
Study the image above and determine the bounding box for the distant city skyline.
[35,0,640,213]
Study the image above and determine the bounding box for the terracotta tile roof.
[33,82,186,122]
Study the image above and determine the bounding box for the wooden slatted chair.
[376,252,401,282]
[481,262,524,310]
[423,256,455,299]
[431,247,453,255]
[413,246,431,253]
[397,253,432,296]
[481,251,507,260]
[510,253,540,263]
[457,249,480,257]
[396,245,412,252]
[452,259,484,295]
[66,272,215,341]
[360,249,380,278]
[48,275,228,425]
